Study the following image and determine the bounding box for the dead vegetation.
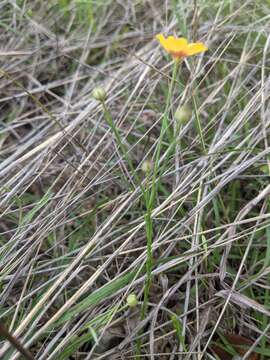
[0,0,270,359]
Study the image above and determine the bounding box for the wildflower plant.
[2,2,270,360]
[135,33,208,358]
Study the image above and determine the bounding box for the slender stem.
[101,101,146,198]
[150,60,180,208]
[100,67,179,357]
[135,167,153,359]
[135,60,180,359]
[100,100,156,359]
[140,169,153,317]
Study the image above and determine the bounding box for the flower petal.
[172,37,188,50]
[155,34,208,60]
[155,34,165,42]
[155,34,167,48]
[156,34,188,53]
[186,42,208,56]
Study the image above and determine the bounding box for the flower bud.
[141,159,153,173]
[126,293,138,308]
[174,104,192,125]
[260,164,270,174]
[92,87,107,102]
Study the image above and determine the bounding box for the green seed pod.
[92,87,107,102]
[126,294,138,308]
[174,104,192,125]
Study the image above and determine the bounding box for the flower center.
[171,50,188,59]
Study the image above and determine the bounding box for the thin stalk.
[150,60,180,208]
[101,100,145,198]
[136,167,153,359]
[135,60,180,359]
[101,100,155,359]
[142,172,153,307]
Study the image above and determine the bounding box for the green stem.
[135,60,180,359]
[101,101,145,197]
[140,172,153,318]
[150,60,180,208]
[135,164,153,358]
[100,103,154,344]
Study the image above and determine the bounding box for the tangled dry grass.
[1,0,270,359]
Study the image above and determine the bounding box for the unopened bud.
[92,87,107,102]
[174,104,192,125]
[127,294,138,308]
[141,159,153,173]
[261,164,270,174]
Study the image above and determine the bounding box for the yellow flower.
[156,34,208,60]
